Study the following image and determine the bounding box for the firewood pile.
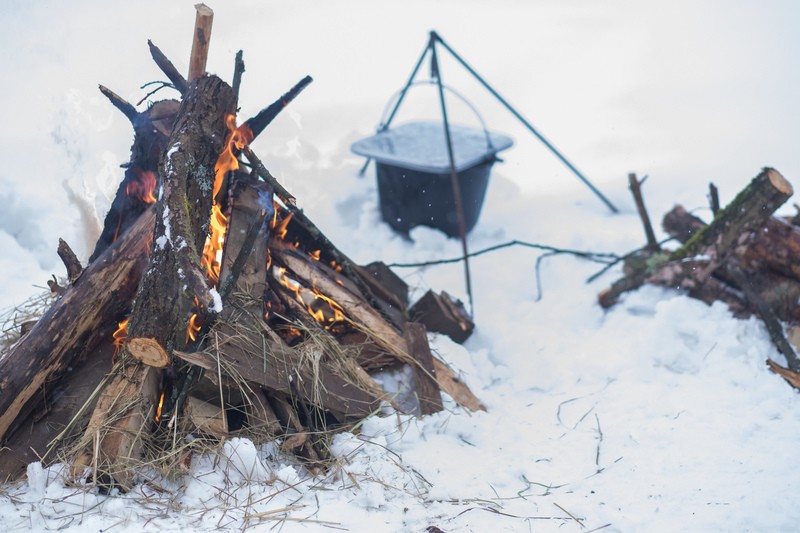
[0,5,483,489]
[599,168,800,388]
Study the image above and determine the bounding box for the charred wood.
[126,75,237,368]
[90,99,179,262]
[409,290,474,344]
[148,40,189,95]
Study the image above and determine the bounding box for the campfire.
[0,5,483,489]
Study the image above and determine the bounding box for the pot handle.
[376,80,495,151]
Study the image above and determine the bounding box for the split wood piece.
[767,359,800,390]
[74,362,161,491]
[0,208,155,443]
[185,396,228,437]
[90,97,180,262]
[409,290,474,344]
[357,262,408,328]
[664,205,800,282]
[599,168,793,308]
[188,4,214,82]
[0,339,114,481]
[218,176,272,299]
[628,172,659,251]
[148,40,189,95]
[337,329,398,370]
[274,248,485,411]
[244,391,282,441]
[271,205,406,331]
[58,238,83,283]
[184,361,281,440]
[175,318,384,420]
[362,261,409,308]
[267,394,323,468]
[404,323,444,415]
[126,75,237,368]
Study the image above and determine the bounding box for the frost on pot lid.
[351,121,513,174]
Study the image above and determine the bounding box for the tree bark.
[664,204,800,283]
[600,168,793,308]
[0,208,154,443]
[126,75,237,368]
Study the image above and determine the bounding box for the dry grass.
[0,288,57,357]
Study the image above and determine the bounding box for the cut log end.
[766,168,793,196]
[127,337,170,368]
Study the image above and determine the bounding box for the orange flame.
[200,115,254,286]
[113,318,129,359]
[190,115,252,343]
[274,213,294,241]
[155,388,166,424]
[186,313,202,343]
[272,266,346,329]
[127,168,158,205]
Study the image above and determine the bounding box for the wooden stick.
[243,75,313,140]
[708,182,720,215]
[628,172,658,251]
[188,4,214,82]
[725,263,800,371]
[232,50,245,103]
[57,238,83,284]
[243,147,296,206]
[147,40,189,95]
[98,85,138,124]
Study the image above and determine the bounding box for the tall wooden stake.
[188,4,214,82]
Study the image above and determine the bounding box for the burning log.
[271,246,485,411]
[125,74,238,368]
[90,92,178,262]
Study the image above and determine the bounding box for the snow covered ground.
[2,1,800,531]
